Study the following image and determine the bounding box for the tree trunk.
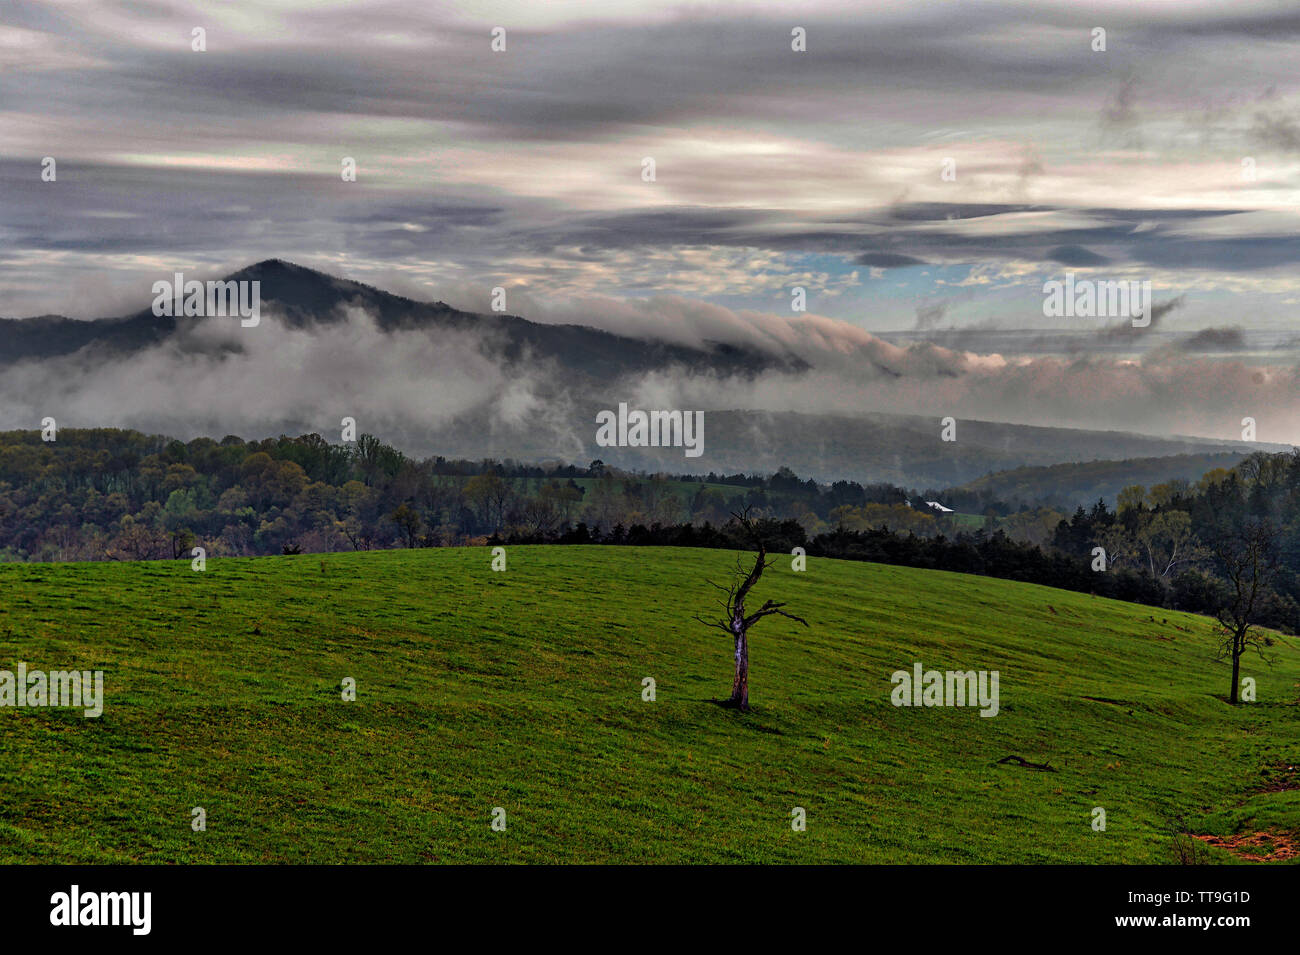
[1229,636,1241,704]
[729,627,750,710]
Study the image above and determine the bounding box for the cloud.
[1099,73,1142,149]
[1249,107,1300,152]
[5,0,1300,455]
[913,301,949,331]
[0,305,514,441]
[619,349,1300,446]
[1097,294,1186,341]
[1047,245,1109,266]
[1,282,1294,461]
[1178,326,1247,352]
[857,252,929,268]
[7,0,1300,318]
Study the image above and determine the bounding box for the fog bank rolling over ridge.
[0,260,1285,485]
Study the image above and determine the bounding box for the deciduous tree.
[696,509,808,711]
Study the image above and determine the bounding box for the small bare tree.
[696,510,808,711]
[1212,519,1279,705]
[1167,814,1211,865]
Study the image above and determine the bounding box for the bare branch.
[744,599,810,629]
[693,614,733,634]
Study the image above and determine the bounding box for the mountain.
[565,411,1276,486]
[0,259,805,380]
[0,260,1281,485]
[948,452,1257,509]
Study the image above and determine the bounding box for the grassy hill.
[952,452,1248,510]
[0,546,1296,864]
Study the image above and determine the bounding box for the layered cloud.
[0,291,1294,452]
[5,0,1300,317]
[2,0,1299,451]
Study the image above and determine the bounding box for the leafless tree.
[1212,519,1279,704]
[696,509,807,711]
[464,473,514,532]
[520,495,561,536]
[108,517,168,561]
[1167,814,1211,865]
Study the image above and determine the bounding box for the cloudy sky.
[3,0,1300,443]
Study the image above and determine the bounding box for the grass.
[0,545,1296,864]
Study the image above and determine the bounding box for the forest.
[1,427,1296,632]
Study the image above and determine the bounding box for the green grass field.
[0,546,1296,863]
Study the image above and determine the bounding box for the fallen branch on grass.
[997,755,1057,772]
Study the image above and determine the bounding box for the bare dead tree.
[1212,518,1279,705]
[1167,814,1212,865]
[696,509,808,711]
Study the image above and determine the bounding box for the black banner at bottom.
[0,863,1281,941]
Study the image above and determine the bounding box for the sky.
[3,0,1300,443]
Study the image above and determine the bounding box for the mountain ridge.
[0,258,807,379]
[0,260,1284,485]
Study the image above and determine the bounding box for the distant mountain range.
[0,259,804,379]
[580,411,1274,488]
[950,452,1256,508]
[0,260,1283,486]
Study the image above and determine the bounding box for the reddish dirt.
[1259,764,1300,793]
[1192,830,1299,862]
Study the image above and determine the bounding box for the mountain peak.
[0,261,804,382]
[219,259,446,325]
[224,258,339,287]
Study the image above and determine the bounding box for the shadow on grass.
[706,697,785,734]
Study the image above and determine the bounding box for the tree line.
[0,428,1295,646]
[0,429,956,561]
